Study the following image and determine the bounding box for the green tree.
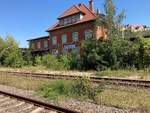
[96,0,125,38]
[80,39,109,70]
[0,35,25,67]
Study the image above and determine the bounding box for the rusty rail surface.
[0,71,150,88]
[0,90,81,113]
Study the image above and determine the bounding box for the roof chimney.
[89,0,94,12]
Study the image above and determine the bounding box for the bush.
[0,36,25,68]
[38,78,103,101]
[4,48,25,68]
[34,55,42,66]
[139,37,150,68]
[42,54,64,70]
[68,53,79,70]
[58,55,70,69]
[79,37,150,71]
[23,50,33,66]
[80,38,109,70]
[71,77,103,100]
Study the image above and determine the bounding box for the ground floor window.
[85,29,93,39]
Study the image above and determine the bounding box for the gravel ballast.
[0,85,134,113]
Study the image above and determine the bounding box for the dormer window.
[59,13,83,26]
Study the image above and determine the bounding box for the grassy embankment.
[96,69,150,80]
[0,74,150,112]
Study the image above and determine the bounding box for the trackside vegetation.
[37,77,102,101]
[0,74,150,112]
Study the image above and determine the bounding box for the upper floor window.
[72,32,79,42]
[37,42,41,49]
[59,13,83,26]
[52,36,57,45]
[85,29,93,39]
[62,34,67,44]
[64,18,68,25]
[44,40,48,48]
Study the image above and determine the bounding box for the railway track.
[0,71,150,89]
[0,90,80,113]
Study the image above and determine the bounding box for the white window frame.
[62,34,67,44]
[52,36,57,45]
[72,32,79,42]
[85,29,93,39]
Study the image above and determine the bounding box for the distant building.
[123,24,150,32]
[27,0,107,56]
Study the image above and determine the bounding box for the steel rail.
[0,90,81,113]
[0,71,150,88]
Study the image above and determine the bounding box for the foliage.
[39,80,71,100]
[80,39,108,70]
[22,50,33,66]
[41,54,64,70]
[71,77,103,100]
[58,55,70,69]
[38,78,103,101]
[96,0,125,38]
[34,55,42,66]
[80,36,150,70]
[0,36,25,67]
[68,53,79,70]
[139,37,150,68]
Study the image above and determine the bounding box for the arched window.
[85,29,93,39]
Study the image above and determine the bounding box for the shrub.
[22,50,33,66]
[71,77,103,100]
[38,78,103,101]
[42,54,64,70]
[39,80,72,100]
[34,55,42,66]
[58,55,70,69]
[4,49,25,68]
[68,53,79,70]
[1,36,25,68]
[139,37,150,68]
[80,38,109,71]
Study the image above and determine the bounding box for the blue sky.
[0,0,149,48]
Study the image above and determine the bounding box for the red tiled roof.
[46,4,96,32]
[58,5,83,19]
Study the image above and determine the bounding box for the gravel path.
[0,85,136,113]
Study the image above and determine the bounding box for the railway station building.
[27,0,107,56]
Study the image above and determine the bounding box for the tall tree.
[96,0,125,38]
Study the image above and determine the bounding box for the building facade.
[28,0,107,56]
